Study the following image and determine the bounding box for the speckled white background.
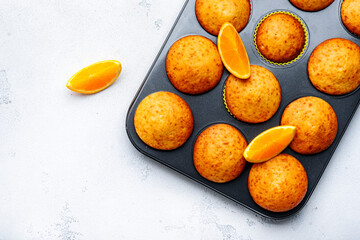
[1,0,360,239]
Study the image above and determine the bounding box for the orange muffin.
[193,124,247,183]
[256,13,306,63]
[248,153,308,212]
[289,0,334,11]
[225,65,281,123]
[195,0,251,35]
[308,38,360,95]
[134,91,194,150]
[341,0,360,36]
[166,35,223,94]
[280,96,338,154]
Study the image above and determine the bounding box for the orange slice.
[244,126,296,163]
[217,22,250,79]
[66,60,122,94]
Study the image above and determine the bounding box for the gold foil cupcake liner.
[254,10,309,66]
[223,83,241,121]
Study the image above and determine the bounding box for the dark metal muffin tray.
[126,0,360,219]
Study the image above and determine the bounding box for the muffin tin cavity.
[126,0,360,219]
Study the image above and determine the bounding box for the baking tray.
[126,0,360,219]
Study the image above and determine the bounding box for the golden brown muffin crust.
[134,91,194,150]
[289,0,334,11]
[166,35,223,95]
[256,13,305,63]
[341,0,360,36]
[193,124,247,183]
[308,38,360,95]
[248,153,308,212]
[281,96,338,154]
[195,0,251,35]
[225,65,281,123]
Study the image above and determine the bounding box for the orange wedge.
[66,60,122,94]
[217,22,250,79]
[243,126,296,163]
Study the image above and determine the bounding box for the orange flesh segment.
[67,60,121,94]
[218,22,250,79]
[244,126,296,163]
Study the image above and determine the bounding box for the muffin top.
[193,123,247,183]
[280,96,338,154]
[166,35,223,95]
[256,13,306,63]
[289,0,334,11]
[225,65,281,123]
[248,153,308,212]
[134,91,194,150]
[308,38,360,95]
[195,0,251,35]
[341,0,360,36]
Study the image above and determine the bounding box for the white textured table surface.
[1,0,360,239]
